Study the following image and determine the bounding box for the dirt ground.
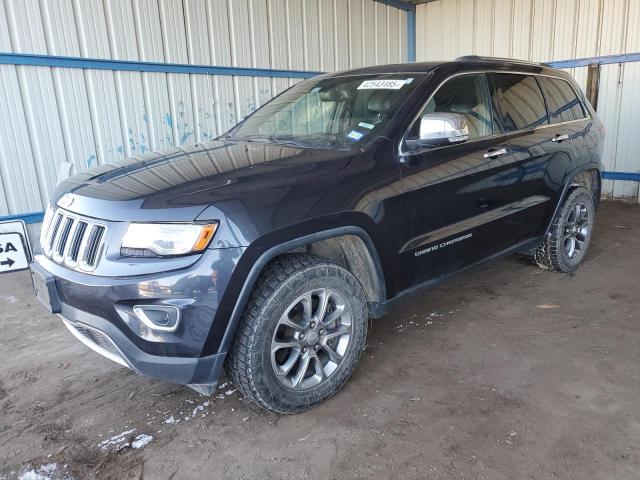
[1,201,639,480]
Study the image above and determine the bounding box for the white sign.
[0,233,29,272]
[357,79,413,90]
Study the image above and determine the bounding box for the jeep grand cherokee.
[31,57,604,413]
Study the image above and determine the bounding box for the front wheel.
[225,254,368,414]
[534,187,595,272]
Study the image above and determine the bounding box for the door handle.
[478,198,492,209]
[483,148,508,159]
[551,134,570,142]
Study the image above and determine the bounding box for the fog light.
[133,305,181,332]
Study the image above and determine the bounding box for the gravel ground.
[1,200,639,479]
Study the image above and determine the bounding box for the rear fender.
[544,163,601,236]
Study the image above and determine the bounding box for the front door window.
[406,73,494,144]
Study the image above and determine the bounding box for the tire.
[534,187,595,273]
[225,253,368,414]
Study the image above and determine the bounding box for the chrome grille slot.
[53,216,74,261]
[39,206,55,248]
[81,225,106,268]
[67,221,87,263]
[40,207,107,273]
[45,213,64,256]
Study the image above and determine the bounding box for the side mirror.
[405,112,469,150]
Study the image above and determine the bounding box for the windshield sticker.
[358,122,375,130]
[347,130,364,141]
[357,79,413,90]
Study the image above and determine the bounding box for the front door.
[396,72,554,290]
[397,73,510,289]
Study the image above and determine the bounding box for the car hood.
[54,140,353,222]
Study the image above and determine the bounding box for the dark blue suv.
[31,57,604,413]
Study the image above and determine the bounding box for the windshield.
[227,74,426,149]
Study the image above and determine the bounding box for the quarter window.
[540,77,586,123]
[491,74,548,132]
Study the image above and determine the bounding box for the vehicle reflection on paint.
[130,247,242,348]
[138,280,172,297]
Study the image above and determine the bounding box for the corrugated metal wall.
[416,0,640,201]
[0,0,408,243]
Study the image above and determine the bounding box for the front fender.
[201,216,390,356]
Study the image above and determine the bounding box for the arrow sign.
[0,233,28,273]
[1,258,14,268]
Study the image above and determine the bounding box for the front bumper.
[30,246,244,389]
[59,305,226,388]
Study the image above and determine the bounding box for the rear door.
[486,73,568,242]
[536,75,592,182]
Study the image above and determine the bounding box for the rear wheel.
[534,187,595,272]
[225,253,368,414]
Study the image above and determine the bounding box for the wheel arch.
[570,168,601,209]
[545,164,601,236]
[214,226,388,356]
[283,233,386,305]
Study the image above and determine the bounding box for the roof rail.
[455,55,550,67]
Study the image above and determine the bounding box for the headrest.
[367,90,400,114]
[423,99,436,114]
[319,85,353,102]
[447,98,476,113]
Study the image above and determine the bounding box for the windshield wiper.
[227,134,334,149]
[268,136,309,148]
[226,135,305,147]
[272,134,342,149]
[225,135,273,143]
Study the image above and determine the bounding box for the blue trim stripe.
[407,10,417,63]
[601,171,640,182]
[0,52,322,79]
[0,212,44,225]
[548,52,640,69]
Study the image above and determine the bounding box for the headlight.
[121,223,218,257]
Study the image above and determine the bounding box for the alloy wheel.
[563,202,590,259]
[270,288,353,390]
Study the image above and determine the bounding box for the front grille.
[41,207,107,272]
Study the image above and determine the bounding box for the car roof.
[327,56,567,79]
[327,62,442,77]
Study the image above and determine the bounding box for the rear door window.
[490,74,548,132]
[539,77,586,123]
